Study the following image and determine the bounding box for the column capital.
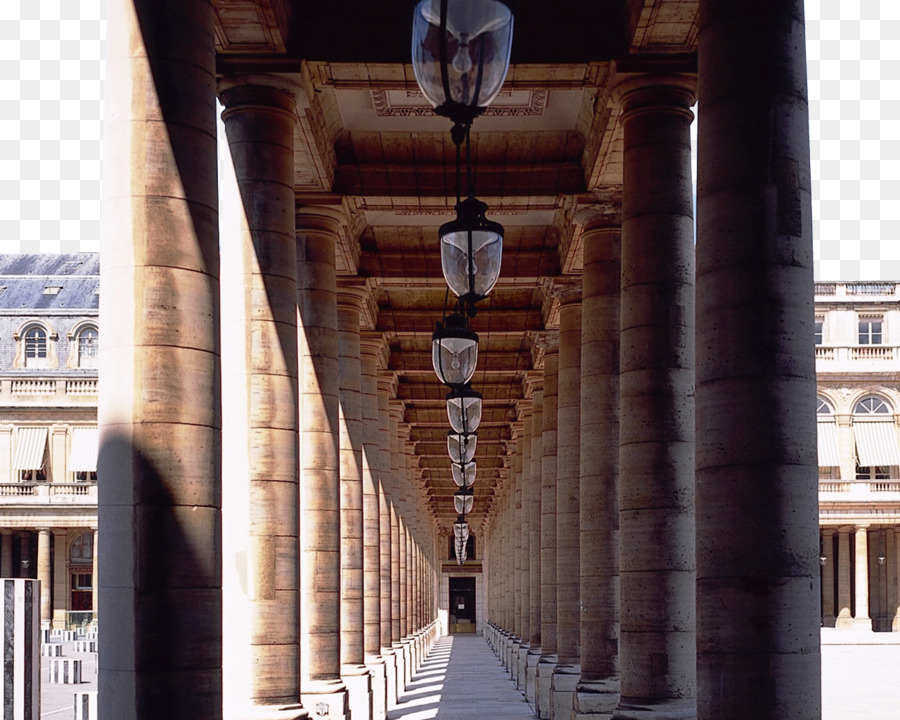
[377,371,398,399]
[217,73,305,116]
[360,332,389,368]
[336,278,377,329]
[573,190,623,230]
[612,72,696,119]
[552,278,583,306]
[523,370,544,398]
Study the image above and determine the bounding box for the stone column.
[615,73,696,720]
[361,335,387,720]
[893,528,900,632]
[218,76,306,720]
[337,285,373,720]
[821,529,836,627]
[576,215,622,719]
[388,405,405,695]
[0,531,12,577]
[98,1,221,716]
[377,375,398,708]
[696,1,820,716]
[91,529,98,617]
[835,529,853,627]
[854,527,871,629]
[553,286,583,720]
[520,403,533,649]
[37,529,51,627]
[538,343,560,720]
[526,378,544,703]
[297,206,349,720]
[52,530,67,628]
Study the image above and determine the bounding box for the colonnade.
[485,2,821,720]
[98,4,438,720]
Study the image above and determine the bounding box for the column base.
[341,664,372,720]
[516,642,530,691]
[226,704,308,720]
[536,655,557,720]
[300,679,349,720]
[525,647,541,703]
[574,678,620,719]
[853,617,873,631]
[381,648,399,710]
[834,613,854,629]
[893,615,900,632]
[613,698,696,720]
[551,664,581,720]
[365,656,387,720]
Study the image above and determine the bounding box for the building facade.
[0,254,99,629]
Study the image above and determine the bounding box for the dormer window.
[24,327,48,368]
[43,286,62,295]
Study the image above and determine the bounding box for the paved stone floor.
[37,630,900,718]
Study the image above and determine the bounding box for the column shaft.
[0,532,12,577]
[219,78,304,716]
[578,223,621,694]
[98,0,221,717]
[529,387,544,647]
[360,339,383,658]
[297,208,348,718]
[836,529,852,623]
[616,75,696,718]
[854,527,871,625]
[541,349,560,656]
[821,529,835,626]
[696,0,820,716]
[37,529,51,626]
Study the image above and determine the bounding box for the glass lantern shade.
[411,0,514,122]
[440,197,503,304]
[447,385,483,434]
[454,491,474,516]
[448,431,477,465]
[454,542,467,565]
[451,461,476,488]
[453,520,470,541]
[432,315,478,387]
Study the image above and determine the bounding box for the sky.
[0,0,898,280]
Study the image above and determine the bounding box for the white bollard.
[41,643,63,657]
[72,640,96,653]
[0,579,40,718]
[73,690,98,719]
[49,658,82,684]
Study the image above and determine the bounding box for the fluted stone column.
[51,530,67,628]
[99,1,221,716]
[696,1,820,717]
[526,378,544,703]
[821,529,835,627]
[615,74,696,720]
[361,336,387,720]
[297,207,349,720]
[37,529,51,627]
[337,285,373,720]
[553,288,583,720]
[537,343,560,719]
[854,527,871,629]
[519,404,533,686]
[219,76,307,720]
[576,217,621,719]
[835,529,852,627]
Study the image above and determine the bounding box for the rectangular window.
[859,318,883,345]
[857,464,892,480]
[814,319,824,345]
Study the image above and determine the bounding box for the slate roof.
[0,254,99,312]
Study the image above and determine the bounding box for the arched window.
[24,326,48,368]
[853,395,899,480]
[817,397,833,415]
[76,326,98,368]
[70,533,93,564]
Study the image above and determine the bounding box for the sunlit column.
[854,526,871,629]
[98,1,221,716]
[219,76,306,720]
[297,206,349,719]
[835,528,852,627]
[37,529,51,627]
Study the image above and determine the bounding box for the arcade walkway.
[388,635,535,720]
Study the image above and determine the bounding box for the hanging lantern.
[451,460,476,488]
[432,313,478,388]
[411,0,514,125]
[447,384,483,434]
[440,197,503,308]
[453,517,470,541]
[453,488,474,515]
[448,430,477,465]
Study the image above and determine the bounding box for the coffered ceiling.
[213,0,699,534]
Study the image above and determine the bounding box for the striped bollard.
[0,578,40,719]
[61,630,77,642]
[73,640,97,653]
[73,691,97,720]
[49,658,82,684]
[41,644,63,657]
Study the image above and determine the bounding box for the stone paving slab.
[388,635,535,720]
